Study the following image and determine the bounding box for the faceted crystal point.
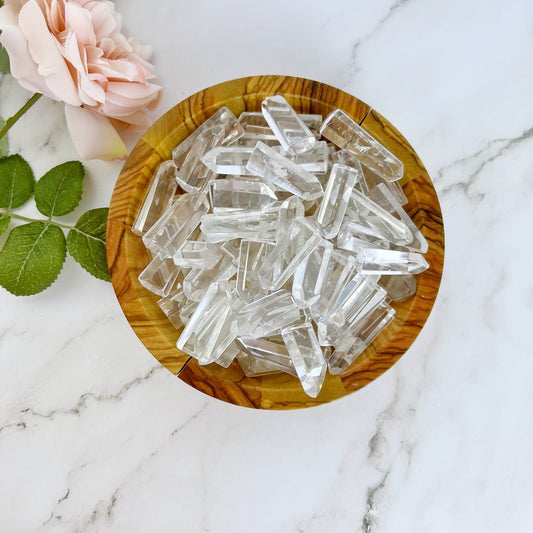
[328,301,395,375]
[330,151,369,195]
[132,160,177,236]
[349,189,413,246]
[157,285,188,329]
[173,241,223,269]
[138,252,180,297]
[142,192,209,256]
[202,146,255,175]
[355,248,429,275]
[281,322,326,398]
[277,196,304,237]
[237,240,274,303]
[379,274,417,302]
[247,141,323,201]
[273,141,330,174]
[172,106,244,169]
[258,217,324,291]
[292,240,334,308]
[234,290,300,338]
[364,165,407,206]
[209,178,277,213]
[320,109,404,182]
[261,95,316,154]
[316,163,362,239]
[176,125,224,192]
[370,183,428,253]
[237,337,297,377]
[309,249,357,319]
[337,216,392,252]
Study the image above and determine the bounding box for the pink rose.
[0,0,162,160]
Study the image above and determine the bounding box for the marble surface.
[0,1,532,531]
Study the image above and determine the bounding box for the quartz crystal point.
[172,106,244,168]
[209,178,277,213]
[328,301,395,374]
[176,125,224,192]
[379,274,417,302]
[337,216,392,252]
[237,337,297,377]
[309,249,357,319]
[364,166,408,206]
[330,150,369,195]
[233,290,300,338]
[355,248,429,275]
[202,146,255,175]
[348,189,413,247]
[258,217,324,291]
[320,109,403,182]
[200,204,281,243]
[237,240,274,302]
[292,239,333,308]
[173,241,223,269]
[179,299,198,326]
[277,196,304,239]
[317,274,386,345]
[316,163,362,239]
[370,183,428,253]
[182,244,237,301]
[261,95,316,154]
[281,322,326,398]
[246,141,323,201]
[273,141,330,174]
[132,161,177,236]
[138,252,180,297]
[157,285,188,329]
[142,192,209,256]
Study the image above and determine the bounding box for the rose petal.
[64,1,95,46]
[65,104,126,160]
[87,1,117,42]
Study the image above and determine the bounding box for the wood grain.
[106,75,445,409]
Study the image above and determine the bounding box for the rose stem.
[0,93,42,141]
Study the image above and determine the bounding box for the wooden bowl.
[106,75,445,410]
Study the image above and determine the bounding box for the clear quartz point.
[176,125,224,192]
[355,248,429,275]
[258,217,324,291]
[328,301,396,374]
[337,216,392,252]
[202,146,255,175]
[157,285,188,329]
[320,109,403,182]
[209,178,277,213]
[273,141,330,174]
[261,95,316,154]
[364,165,408,206]
[236,337,297,377]
[348,189,413,246]
[309,249,357,319]
[172,106,244,169]
[234,290,300,338]
[317,274,386,345]
[138,252,180,297]
[292,239,333,308]
[182,244,237,301]
[142,192,209,256]
[316,163,362,239]
[173,241,223,269]
[132,160,177,236]
[246,141,323,200]
[281,322,326,398]
[200,204,281,243]
[370,183,428,253]
[379,274,417,302]
[179,299,198,326]
[277,196,304,239]
[237,240,274,303]
[330,150,370,195]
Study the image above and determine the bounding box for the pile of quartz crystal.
[132,96,429,398]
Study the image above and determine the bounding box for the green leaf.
[67,208,110,281]
[0,154,35,209]
[0,222,66,295]
[0,117,8,157]
[0,43,10,73]
[34,161,85,217]
[0,214,9,235]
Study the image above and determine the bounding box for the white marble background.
[1,0,532,531]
